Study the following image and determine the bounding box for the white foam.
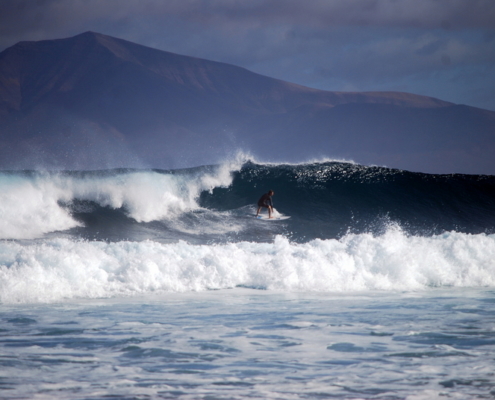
[0,173,81,239]
[1,228,494,304]
[0,156,244,240]
[245,154,357,167]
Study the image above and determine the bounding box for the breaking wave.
[1,158,495,303]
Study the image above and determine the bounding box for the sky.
[1,0,494,111]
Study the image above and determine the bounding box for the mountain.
[0,31,494,173]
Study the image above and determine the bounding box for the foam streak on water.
[1,288,494,399]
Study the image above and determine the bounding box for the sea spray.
[0,157,245,240]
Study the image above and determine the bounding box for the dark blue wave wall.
[200,162,495,241]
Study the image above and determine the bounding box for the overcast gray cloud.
[1,0,494,110]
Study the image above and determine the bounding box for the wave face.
[1,161,495,302]
[201,161,495,240]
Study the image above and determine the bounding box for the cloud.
[2,0,494,45]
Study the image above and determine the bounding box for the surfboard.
[255,215,291,221]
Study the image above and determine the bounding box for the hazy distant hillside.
[0,31,494,173]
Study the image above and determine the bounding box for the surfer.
[256,190,275,218]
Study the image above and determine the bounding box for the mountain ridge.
[0,31,453,115]
[0,31,493,174]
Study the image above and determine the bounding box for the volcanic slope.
[0,31,494,173]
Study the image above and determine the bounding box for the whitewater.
[1,158,495,399]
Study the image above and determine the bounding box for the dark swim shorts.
[258,199,270,208]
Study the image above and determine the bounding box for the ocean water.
[1,159,495,399]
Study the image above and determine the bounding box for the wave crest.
[0,156,244,239]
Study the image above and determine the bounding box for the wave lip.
[1,229,494,304]
[0,172,81,239]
